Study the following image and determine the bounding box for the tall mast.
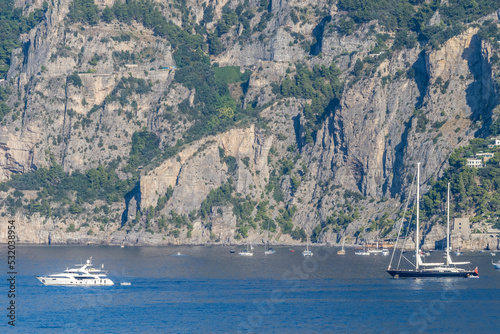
[447,182,450,266]
[416,163,420,270]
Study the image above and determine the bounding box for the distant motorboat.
[229,249,235,253]
[382,249,389,256]
[492,252,497,256]
[493,260,500,269]
[289,249,295,252]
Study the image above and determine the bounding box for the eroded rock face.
[0,129,39,180]
[140,124,273,213]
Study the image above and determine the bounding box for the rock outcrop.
[0,1,499,248]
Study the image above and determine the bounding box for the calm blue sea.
[2,245,499,333]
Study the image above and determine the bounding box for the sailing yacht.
[265,242,276,255]
[302,235,313,256]
[239,241,254,256]
[355,229,370,255]
[368,224,382,254]
[264,220,275,255]
[387,165,478,278]
[35,257,114,286]
[355,245,370,256]
[337,235,346,255]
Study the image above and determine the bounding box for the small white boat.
[355,250,370,256]
[120,282,131,286]
[382,248,390,256]
[264,221,275,255]
[491,252,496,256]
[355,242,370,256]
[238,249,253,256]
[493,260,500,269]
[35,257,114,286]
[239,242,253,256]
[264,242,276,255]
[302,236,313,256]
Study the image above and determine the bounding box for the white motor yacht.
[35,257,114,286]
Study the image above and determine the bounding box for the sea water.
[2,245,499,333]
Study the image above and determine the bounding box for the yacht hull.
[386,270,478,278]
[35,276,114,286]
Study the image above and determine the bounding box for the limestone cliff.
[0,0,499,249]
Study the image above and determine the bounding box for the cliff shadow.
[412,50,429,109]
[121,181,140,227]
[462,34,498,136]
[292,113,302,150]
[310,16,332,56]
[22,41,30,67]
[389,116,414,198]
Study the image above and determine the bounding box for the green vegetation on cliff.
[419,138,500,230]
[338,0,499,48]
[277,63,343,144]
[0,0,47,77]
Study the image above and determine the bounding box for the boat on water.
[35,257,114,286]
[491,252,496,256]
[337,235,346,255]
[355,229,370,256]
[120,282,131,286]
[493,260,500,269]
[302,236,313,256]
[382,248,389,256]
[368,224,383,254]
[264,220,275,255]
[355,248,370,256]
[239,242,254,256]
[265,242,276,255]
[387,165,478,278]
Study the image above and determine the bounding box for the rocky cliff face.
[0,0,499,249]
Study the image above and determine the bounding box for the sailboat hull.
[387,269,478,278]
